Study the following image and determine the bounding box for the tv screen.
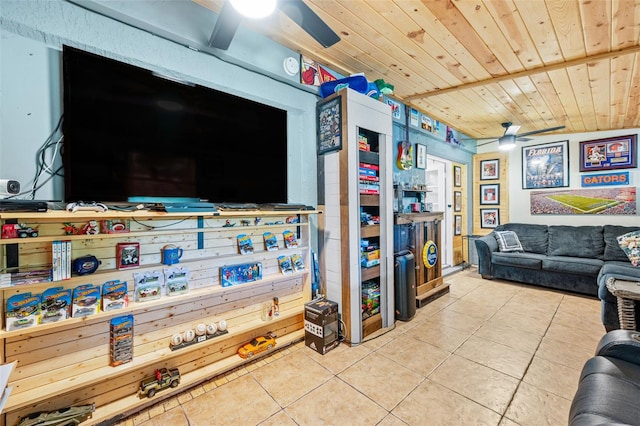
[62,46,288,205]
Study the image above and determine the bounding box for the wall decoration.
[581,171,630,187]
[522,140,569,189]
[530,188,636,215]
[397,140,413,170]
[421,115,433,132]
[454,215,462,236]
[480,209,499,228]
[415,143,427,169]
[386,98,401,120]
[480,184,500,205]
[480,159,499,180]
[579,134,637,172]
[317,95,342,155]
[301,55,337,86]
[410,108,419,127]
[454,165,462,187]
[454,191,462,212]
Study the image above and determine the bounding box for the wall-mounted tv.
[62,45,288,204]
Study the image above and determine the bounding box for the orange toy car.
[237,333,276,358]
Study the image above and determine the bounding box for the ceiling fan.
[477,122,566,150]
[208,0,341,50]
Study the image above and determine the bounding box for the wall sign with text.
[581,172,630,187]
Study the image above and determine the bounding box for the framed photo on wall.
[317,95,342,155]
[454,165,461,187]
[480,184,500,205]
[579,134,637,172]
[522,140,569,189]
[480,209,499,228]
[454,191,462,212]
[454,215,462,236]
[415,143,427,169]
[480,159,499,180]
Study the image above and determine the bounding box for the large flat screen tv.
[62,45,288,205]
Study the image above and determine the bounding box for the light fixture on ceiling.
[230,0,276,19]
[498,134,517,150]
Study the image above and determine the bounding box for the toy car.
[139,368,180,398]
[17,225,39,238]
[237,332,276,358]
[17,403,95,426]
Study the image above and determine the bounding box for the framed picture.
[454,191,462,212]
[317,95,342,155]
[480,208,500,228]
[454,215,462,236]
[480,159,499,180]
[480,183,500,205]
[522,140,569,189]
[579,134,637,172]
[116,242,140,269]
[453,165,461,187]
[415,143,427,169]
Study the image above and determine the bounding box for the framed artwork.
[454,215,462,236]
[480,159,499,180]
[415,143,427,169]
[480,209,500,228]
[453,165,461,187]
[522,140,569,189]
[454,191,462,212]
[116,242,140,269]
[480,183,500,205]
[579,134,637,172]
[317,95,342,155]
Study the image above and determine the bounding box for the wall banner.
[581,172,630,187]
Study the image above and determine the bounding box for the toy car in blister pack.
[278,255,294,275]
[41,286,71,323]
[291,253,305,272]
[110,314,133,366]
[6,292,41,331]
[263,232,279,251]
[283,230,298,248]
[102,280,129,311]
[134,271,163,302]
[72,284,101,317]
[163,267,190,296]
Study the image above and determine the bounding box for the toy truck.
[139,368,180,398]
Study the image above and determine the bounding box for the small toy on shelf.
[81,220,100,235]
[101,219,130,234]
[62,222,79,235]
[116,242,140,269]
[134,271,163,302]
[237,234,254,254]
[164,267,190,296]
[263,231,279,251]
[278,255,294,275]
[72,284,100,318]
[240,219,250,226]
[283,230,298,248]
[169,320,228,351]
[6,292,41,331]
[220,262,262,287]
[102,280,129,311]
[237,332,277,358]
[41,287,71,323]
[110,315,133,366]
[17,404,95,426]
[254,217,262,226]
[223,220,235,227]
[139,368,180,398]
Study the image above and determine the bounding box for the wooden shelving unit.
[0,209,315,425]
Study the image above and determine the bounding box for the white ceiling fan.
[476,122,566,150]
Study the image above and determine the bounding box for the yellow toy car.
[237,333,276,358]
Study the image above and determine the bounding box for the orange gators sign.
[581,172,629,187]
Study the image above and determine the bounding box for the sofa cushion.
[603,225,640,261]
[496,223,548,254]
[597,261,640,302]
[548,225,604,259]
[617,230,640,267]
[495,231,523,252]
[492,252,545,270]
[542,256,604,277]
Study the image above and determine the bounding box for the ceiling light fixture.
[498,134,517,150]
[230,0,276,19]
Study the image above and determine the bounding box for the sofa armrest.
[475,234,497,278]
[596,329,640,365]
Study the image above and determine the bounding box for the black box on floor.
[304,299,339,355]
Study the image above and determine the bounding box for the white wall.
[479,128,640,226]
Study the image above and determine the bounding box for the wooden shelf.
[361,265,380,282]
[360,195,379,206]
[360,225,380,239]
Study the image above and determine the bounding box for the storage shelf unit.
[0,209,315,425]
[318,88,393,345]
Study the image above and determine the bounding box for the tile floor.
[119,268,605,426]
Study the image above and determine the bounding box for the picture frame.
[116,242,140,269]
[480,208,500,228]
[454,191,462,212]
[522,140,569,189]
[454,215,462,236]
[415,143,427,169]
[317,95,342,155]
[579,134,637,172]
[480,159,499,180]
[453,165,461,187]
[480,183,500,205]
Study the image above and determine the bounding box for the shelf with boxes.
[0,209,315,425]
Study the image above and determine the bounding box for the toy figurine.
[223,220,235,227]
[62,223,79,235]
[139,368,180,398]
[240,219,250,226]
[254,217,262,226]
[81,220,100,235]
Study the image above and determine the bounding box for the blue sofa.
[569,330,640,425]
[475,223,640,330]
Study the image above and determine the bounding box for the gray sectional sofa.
[475,223,640,331]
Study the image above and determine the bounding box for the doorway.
[423,155,453,269]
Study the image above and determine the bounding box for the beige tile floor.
[119,268,605,426]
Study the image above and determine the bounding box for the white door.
[424,155,453,269]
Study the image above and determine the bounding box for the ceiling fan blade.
[477,139,499,147]
[279,0,340,48]
[515,136,532,142]
[504,125,521,136]
[517,125,566,138]
[208,2,242,50]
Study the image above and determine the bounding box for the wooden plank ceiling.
[196,0,640,141]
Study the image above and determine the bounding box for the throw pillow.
[617,230,640,267]
[495,231,524,252]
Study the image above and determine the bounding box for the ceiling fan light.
[230,0,276,19]
[498,135,516,150]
